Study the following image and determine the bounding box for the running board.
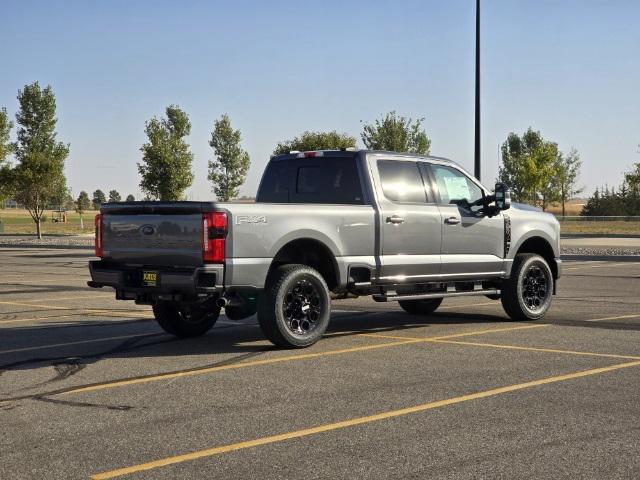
[373,289,500,303]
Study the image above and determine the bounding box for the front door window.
[431,164,483,213]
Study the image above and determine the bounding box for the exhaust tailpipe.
[216,296,242,309]
[216,297,229,308]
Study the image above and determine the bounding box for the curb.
[561,254,640,262]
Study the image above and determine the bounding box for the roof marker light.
[297,151,324,158]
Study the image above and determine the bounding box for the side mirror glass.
[494,182,511,211]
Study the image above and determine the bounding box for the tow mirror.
[494,182,511,211]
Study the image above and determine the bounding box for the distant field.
[559,221,640,235]
[0,208,94,235]
[545,200,585,216]
[2,206,639,237]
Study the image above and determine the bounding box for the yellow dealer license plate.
[142,271,158,287]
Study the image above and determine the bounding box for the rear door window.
[257,162,293,202]
[377,160,428,203]
[258,156,364,204]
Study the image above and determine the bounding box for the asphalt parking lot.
[1,248,639,479]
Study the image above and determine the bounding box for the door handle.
[386,215,405,225]
[444,216,461,225]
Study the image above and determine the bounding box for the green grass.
[2,209,639,237]
[0,209,95,235]
[559,221,640,235]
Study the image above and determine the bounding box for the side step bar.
[373,289,500,303]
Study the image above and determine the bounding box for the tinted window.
[256,162,292,202]
[257,156,364,204]
[431,164,483,205]
[377,160,427,203]
[297,167,321,193]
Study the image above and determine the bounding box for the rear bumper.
[88,261,224,298]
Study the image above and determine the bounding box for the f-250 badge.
[236,215,267,225]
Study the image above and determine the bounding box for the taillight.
[203,212,227,263]
[95,214,103,258]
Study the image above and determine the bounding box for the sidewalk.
[0,234,93,249]
[561,236,640,256]
[561,236,640,248]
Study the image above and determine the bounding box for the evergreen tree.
[92,189,106,210]
[76,190,91,229]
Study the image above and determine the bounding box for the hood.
[511,202,543,212]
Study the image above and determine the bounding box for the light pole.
[474,0,481,180]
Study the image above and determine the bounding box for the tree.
[52,183,73,210]
[208,114,251,201]
[138,105,194,200]
[498,128,560,208]
[0,107,14,206]
[273,130,356,155]
[108,189,121,203]
[624,162,640,195]
[581,188,602,216]
[92,189,106,210]
[126,194,135,202]
[361,111,431,154]
[75,190,91,229]
[554,148,583,216]
[8,82,69,239]
[581,160,640,216]
[0,108,12,163]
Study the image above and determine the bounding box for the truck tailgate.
[103,213,203,267]
[98,202,223,268]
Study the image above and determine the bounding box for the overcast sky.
[1,0,638,200]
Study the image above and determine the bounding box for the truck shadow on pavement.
[0,310,511,406]
[0,309,506,375]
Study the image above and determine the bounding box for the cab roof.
[270,149,456,165]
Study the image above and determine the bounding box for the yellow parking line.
[0,300,71,310]
[26,294,113,303]
[0,278,85,284]
[586,313,640,322]
[0,333,156,355]
[91,359,640,479]
[430,339,640,360]
[63,325,539,396]
[0,311,154,325]
[63,339,425,396]
[0,272,89,278]
[359,324,548,342]
[0,299,151,319]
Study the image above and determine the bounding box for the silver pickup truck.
[89,150,561,348]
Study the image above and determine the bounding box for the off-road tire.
[398,298,443,315]
[257,264,331,348]
[153,300,220,337]
[501,253,553,321]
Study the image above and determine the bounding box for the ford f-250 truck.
[88,150,561,348]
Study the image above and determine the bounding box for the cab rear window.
[257,157,365,204]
